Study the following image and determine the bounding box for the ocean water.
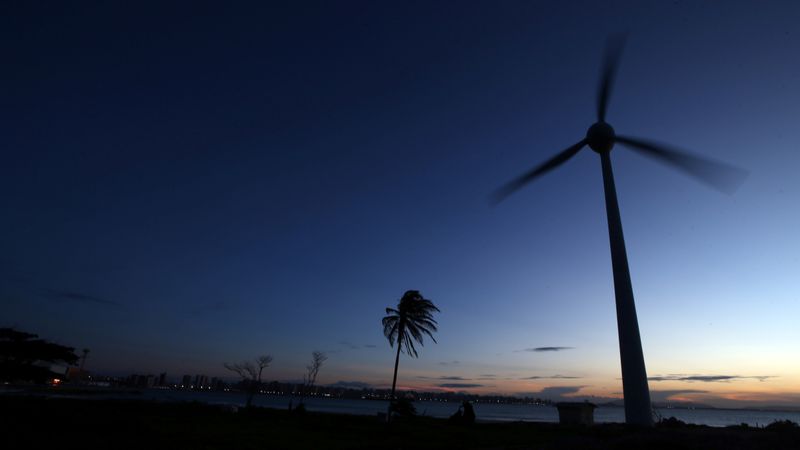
[127,389,800,428]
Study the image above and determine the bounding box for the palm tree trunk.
[390,336,402,400]
[387,323,404,423]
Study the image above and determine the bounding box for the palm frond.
[382,290,440,358]
[401,332,418,358]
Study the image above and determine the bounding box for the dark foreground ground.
[2,396,799,450]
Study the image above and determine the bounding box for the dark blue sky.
[2,1,799,405]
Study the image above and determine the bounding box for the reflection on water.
[119,389,800,428]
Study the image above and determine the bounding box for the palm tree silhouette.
[382,290,439,418]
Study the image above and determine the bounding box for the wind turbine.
[493,36,746,426]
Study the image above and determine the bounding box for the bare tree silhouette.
[295,351,327,412]
[224,355,273,408]
[382,290,439,421]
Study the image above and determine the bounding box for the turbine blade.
[615,135,748,194]
[596,33,627,123]
[491,139,587,204]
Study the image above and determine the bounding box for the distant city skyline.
[3,1,799,410]
[67,365,792,411]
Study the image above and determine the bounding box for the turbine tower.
[493,35,746,426]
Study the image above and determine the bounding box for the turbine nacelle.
[587,122,615,153]
[492,34,748,427]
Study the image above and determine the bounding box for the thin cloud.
[524,346,574,352]
[328,381,372,389]
[41,288,120,306]
[438,383,484,389]
[338,341,360,350]
[438,360,460,366]
[416,375,471,381]
[649,374,774,383]
[521,374,581,380]
[650,389,710,402]
[517,385,587,400]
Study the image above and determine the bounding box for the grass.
[2,395,800,449]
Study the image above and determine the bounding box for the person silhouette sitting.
[449,404,463,423]
[461,401,475,424]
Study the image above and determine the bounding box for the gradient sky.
[2,1,800,408]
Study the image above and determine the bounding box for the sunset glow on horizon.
[3,1,800,410]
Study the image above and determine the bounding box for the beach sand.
[3,395,799,449]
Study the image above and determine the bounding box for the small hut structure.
[555,402,597,425]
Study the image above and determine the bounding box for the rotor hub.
[586,122,616,153]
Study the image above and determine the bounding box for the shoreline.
[3,395,800,449]
[4,385,800,428]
